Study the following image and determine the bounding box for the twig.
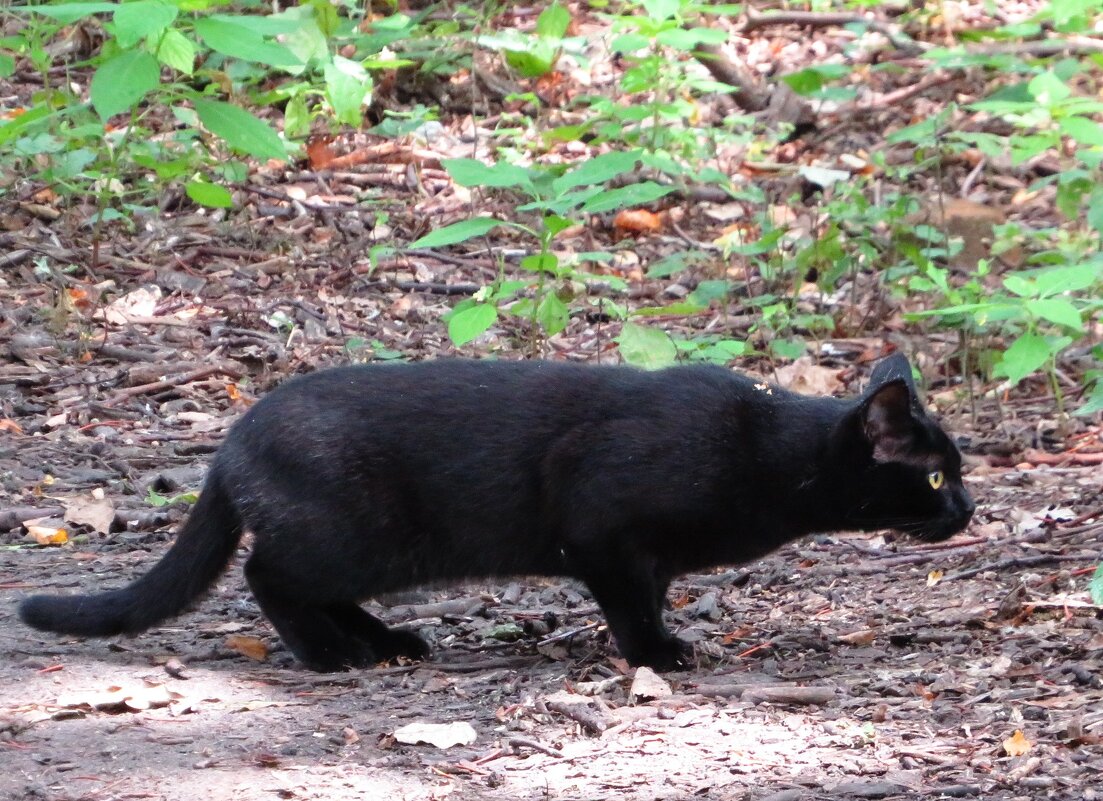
[964,37,1103,58]
[508,737,563,757]
[741,685,839,706]
[944,553,1099,582]
[103,366,243,406]
[360,279,482,296]
[741,9,925,56]
[544,699,611,734]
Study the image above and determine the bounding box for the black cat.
[20,353,974,671]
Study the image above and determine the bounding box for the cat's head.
[836,353,975,541]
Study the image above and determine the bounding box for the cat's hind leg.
[244,556,376,672]
[325,603,431,662]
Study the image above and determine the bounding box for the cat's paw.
[379,628,431,662]
[299,640,379,672]
[626,637,692,672]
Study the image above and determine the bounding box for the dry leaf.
[393,721,477,749]
[1003,729,1032,756]
[0,418,24,434]
[306,136,337,170]
[927,569,944,587]
[613,209,662,234]
[63,496,115,535]
[100,286,162,325]
[629,666,672,702]
[838,629,877,646]
[775,357,843,396]
[59,682,183,713]
[225,634,269,662]
[28,524,69,545]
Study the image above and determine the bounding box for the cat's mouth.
[852,513,973,543]
[910,520,966,542]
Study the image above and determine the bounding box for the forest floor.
[2,2,1103,800]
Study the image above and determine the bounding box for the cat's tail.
[19,466,243,637]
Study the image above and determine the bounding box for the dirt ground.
[1,273,1102,800]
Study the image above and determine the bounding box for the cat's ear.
[861,380,919,462]
[867,352,916,395]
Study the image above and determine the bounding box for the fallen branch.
[544,698,612,734]
[0,506,64,531]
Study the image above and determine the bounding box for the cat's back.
[230,358,744,445]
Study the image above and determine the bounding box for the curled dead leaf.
[614,209,662,235]
[775,357,843,396]
[28,524,69,546]
[0,418,24,434]
[838,629,877,646]
[927,569,944,587]
[1003,729,1032,756]
[225,634,269,662]
[393,721,477,749]
[306,136,337,170]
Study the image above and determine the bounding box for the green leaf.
[580,182,674,214]
[1026,298,1082,331]
[410,217,502,248]
[443,158,533,190]
[1088,186,1103,235]
[552,150,640,193]
[448,303,497,346]
[995,333,1051,385]
[770,338,807,360]
[521,253,558,272]
[1034,264,1101,297]
[536,2,570,38]
[1090,563,1103,605]
[10,3,117,23]
[640,0,680,21]
[194,17,301,67]
[535,292,569,335]
[113,0,177,48]
[157,29,196,74]
[1028,71,1071,106]
[185,179,233,208]
[503,43,558,78]
[324,55,372,127]
[194,99,287,162]
[617,322,677,369]
[0,54,13,78]
[91,50,160,120]
[1076,378,1103,416]
[720,227,784,256]
[1059,115,1103,146]
[656,26,728,50]
[284,94,310,139]
[543,214,574,238]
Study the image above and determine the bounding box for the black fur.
[19,354,974,671]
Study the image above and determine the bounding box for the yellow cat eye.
[928,470,945,490]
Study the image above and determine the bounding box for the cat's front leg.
[573,558,689,671]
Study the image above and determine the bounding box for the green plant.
[145,487,198,508]
[477,1,575,79]
[409,150,669,353]
[0,1,422,225]
[573,0,743,184]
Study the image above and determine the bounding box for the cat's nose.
[960,494,976,519]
